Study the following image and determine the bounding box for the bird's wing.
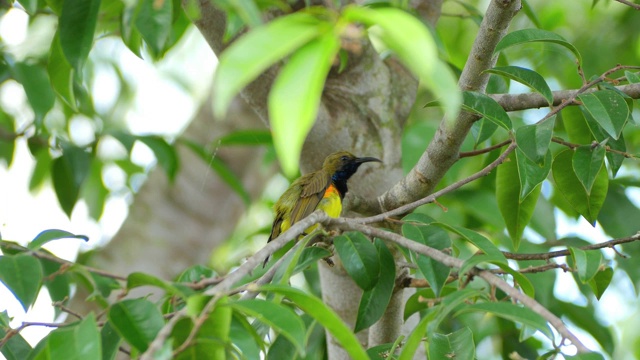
[267,212,285,242]
[290,171,331,224]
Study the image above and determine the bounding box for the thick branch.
[492,83,640,112]
[378,0,522,211]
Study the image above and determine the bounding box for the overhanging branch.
[493,83,640,112]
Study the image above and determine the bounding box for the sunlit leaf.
[28,229,89,250]
[572,144,605,194]
[515,149,551,201]
[461,91,512,130]
[578,90,629,140]
[569,247,602,284]
[343,6,461,120]
[515,115,555,164]
[486,66,553,105]
[269,32,340,177]
[588,267,613,300]
[494,28,582,65]
[59,0,100,70]
[213,13,322,118]
[0,254,43,311]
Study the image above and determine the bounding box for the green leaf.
[31,314,101,360]
[0,111,16,167]
[12,63,55,123]
[515,115,555,164]
[625,70,640,84]
[29,149,53,191]
[100,321,122,360]
[82,159,109,219]
[471,118,498,147]
[569,247,602,284]
[135,0,173,59]
[578,90,629,140]
[494,263,535,298]
[401,213,451,296]
[342,7,461,120]
[399,308,436,360]
[175,297,231,360]
[433,224,506,264]
[39,258,71,317]
[334,231,380,290]
[354,239,396,332]
[260,284,369,359]
[138,135,179,181]
[28,229,89,250]
[429,327,475,360]
[59,0,100,70]
[461,91,512,130]
[486,66,553,105]
[588,267,613,300]
[230,299,306,356]
[0,311,32,360]
[494,28,582,65]
[126,272,188,298]
[497,151,542,248]
[47,33,76,109]
[52,146,91,217]
[269,32,340,177]
[553,149,608,224]
[580,107,627,177]
[213,12,321,118]
[217,130,272,146]
[572,144,605,194]
[456,302,553,340]
[0,254,43,311]
[431,289,485,331]
[515,148,551,201]
[108,298,165,353]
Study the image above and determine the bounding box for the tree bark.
[88,95,272,280]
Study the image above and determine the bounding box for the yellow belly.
[280,186,342,235]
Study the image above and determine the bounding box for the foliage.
[1,0,640,360]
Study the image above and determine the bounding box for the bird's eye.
[341,156,348,162]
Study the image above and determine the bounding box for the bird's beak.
[355,156,382,164]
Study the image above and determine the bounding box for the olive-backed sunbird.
[265,151,381,262]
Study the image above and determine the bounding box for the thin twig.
[552,137,637,159]
[503,233,640,260]
[0,242,127,281]
[140,309,187,360]
[459,140,512,158]
[614,0,640,10]
[362,140,517,224]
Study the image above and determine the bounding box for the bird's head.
[322,151,382,182]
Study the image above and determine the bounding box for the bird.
[264,151,381,265]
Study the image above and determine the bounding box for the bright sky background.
[0,5,638,360]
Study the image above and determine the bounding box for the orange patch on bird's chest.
[323,185,340,198]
